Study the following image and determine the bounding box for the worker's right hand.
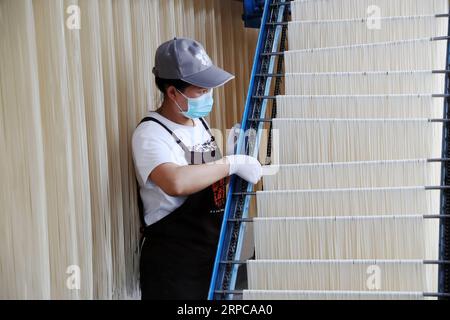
[225,154,262,185]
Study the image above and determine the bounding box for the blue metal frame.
[438,7,450,298]
[227,2,286,295]
[208,0,286,300]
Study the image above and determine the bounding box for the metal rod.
[228,217,254,223]
[227,217,251,222]
[424,260,450,265]
[424,215,450,219]
[270,19,450,26]
[266,21,289,26]
[234,187,450,196]
[255,73,450,77]
[424,292,450,298]
[220,260,247,265]
[269,0,450,17]
[430,119,450,122]
[252,94,450,100]
[260,51,284,56]
[228,215,450,221]
[270,1,294,7]
[425,186,450,190]
[432,36,450,41]
[260,37,450,56]
[215,290,243,295]
[247,117,450,122]
[262,37,450,56]
[247,118,273,122]
[219,260,450,265]
[267,11,450,17]
[255,73,284,77]
[213,290,450,298]
[261,36,450,42]
[252,95,278,99]
[233,192,257,196]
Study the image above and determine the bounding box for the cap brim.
[181,65,235,89]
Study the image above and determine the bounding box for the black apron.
[137,116,226,300]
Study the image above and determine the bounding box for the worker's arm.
[150,154,262,197]
[150,159,230,197]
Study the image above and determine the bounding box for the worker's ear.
[166,85,178,102]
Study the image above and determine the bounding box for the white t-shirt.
[132,111,215,226]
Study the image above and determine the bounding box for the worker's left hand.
[226,123,241,156]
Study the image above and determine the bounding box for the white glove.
[226,123,241,156]
[225,154,262,185]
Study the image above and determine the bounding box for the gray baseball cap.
[152,37,235,89]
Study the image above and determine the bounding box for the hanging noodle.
[285,71,446,95]
[271,119,442,164]
[288,15,448,49]
[247,260,437,292]
[256,187,441,218]
[253,216,439,260]
[291,0,449,21]
[285,38,447,73]
[276,95,443,119]
[243,290,426,300]
[263,159,441,190]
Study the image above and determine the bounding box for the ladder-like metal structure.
[439,9,450,299]
[208,0,289,300]
[209,0,450,300]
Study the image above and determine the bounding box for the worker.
[132,37,262,300]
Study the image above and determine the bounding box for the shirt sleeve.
[132,126,178,186]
